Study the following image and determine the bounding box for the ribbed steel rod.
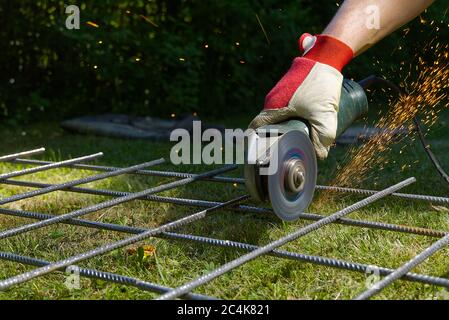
[0,195,249,291]
[0,148,46,162]
[355,233,449,300]
[12,158,241,184]
[161,232,449,288]
[2,178,258,212]
[157,177,416,300]
[0,165,237,240]
[2,179,445,238]
[11,158,449,205]
[0,252,214,300]
[316,185,449,205]
[0,153,103,181]
[1,205,446,241]
[0,159,165,205]
[1,207,448,289]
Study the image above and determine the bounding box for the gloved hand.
[249,33,354,160]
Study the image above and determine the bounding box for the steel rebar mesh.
[9,157,449,205]
[1,149,448,299]
[157,178,416,300]
[1,207,448,289]
[1,179,446,238]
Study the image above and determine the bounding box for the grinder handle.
[336,79,369,138]
[254,79,369,139]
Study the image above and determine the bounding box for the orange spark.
[140,15,159,28]
[86,21,99,28]
[327,43,449,191]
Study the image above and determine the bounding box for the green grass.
[0,112,449,300]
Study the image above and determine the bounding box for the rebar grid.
[156,178,416,300]
[0,148,448,300]
[2,208,448,288]
[11,157,449,205]
[0,252,214,300]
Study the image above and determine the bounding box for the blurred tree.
[0,0,447,124]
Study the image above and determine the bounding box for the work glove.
[249,33,354,160]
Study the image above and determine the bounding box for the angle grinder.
[245,79,369,221]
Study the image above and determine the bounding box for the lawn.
[0,111,449,300]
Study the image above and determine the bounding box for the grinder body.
[245,79,369,221]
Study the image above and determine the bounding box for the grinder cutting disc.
[267,130,317,221]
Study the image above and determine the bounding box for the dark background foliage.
[0,0,447,124]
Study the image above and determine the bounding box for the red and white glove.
[249,33,354,160]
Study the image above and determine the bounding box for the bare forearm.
[323,0,435,55]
